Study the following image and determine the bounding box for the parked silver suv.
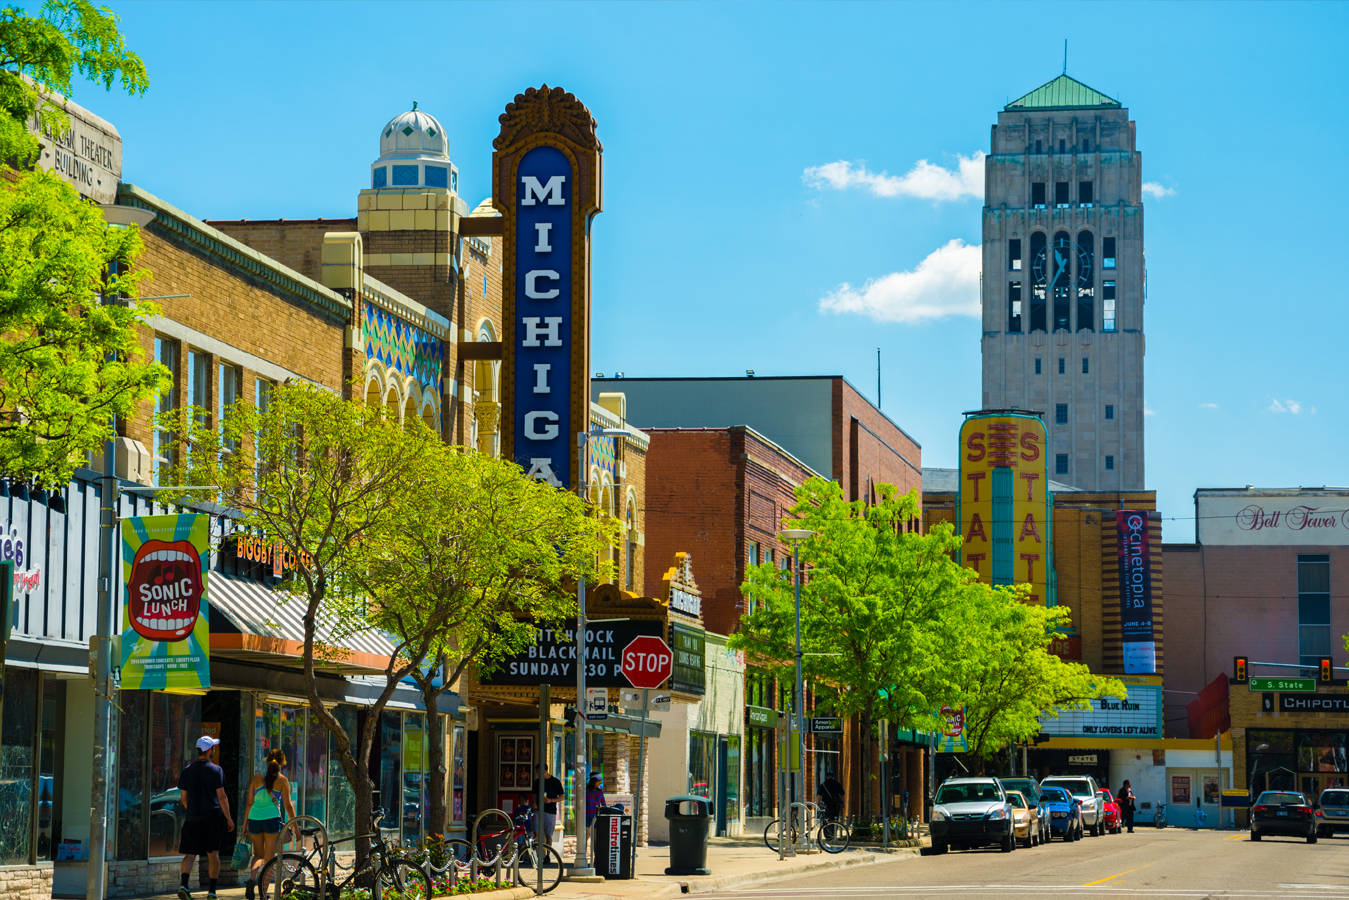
[1040,775,1103,836]
[930,776,1016,853]
[1317,787,1349,837]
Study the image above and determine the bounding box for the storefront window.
[305,709,328,823]
[327,707,357,840]
[0,667,38,865]
[724,736,741,824]
[451,724,467,829]
[38,678,64,860]
[1297,732,1347,774]
[745,727,776,818]
[378,712,401,839]
[403,712,426,844]
[116,691,148,860]
[147,693,202,856]
[689,732,716,799]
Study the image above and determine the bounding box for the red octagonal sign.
[621,635,672,690]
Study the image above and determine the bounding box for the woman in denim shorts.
[241,749,296,900]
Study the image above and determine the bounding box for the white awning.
[209,573,398,674]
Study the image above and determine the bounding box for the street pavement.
[689,828,1349,899]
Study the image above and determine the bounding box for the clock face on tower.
[1077,242,1093,286]
[1032,248,1048,283]
[1051,235,1072,285]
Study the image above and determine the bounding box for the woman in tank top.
[241,749,297,900]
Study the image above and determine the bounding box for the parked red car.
[1098,789,1123,834]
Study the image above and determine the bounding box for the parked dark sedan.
[1251,790,1319,843]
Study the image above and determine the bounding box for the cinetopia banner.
[1116,510,1155,674]
[120,513,211,690]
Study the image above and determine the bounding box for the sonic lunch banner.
[120,513,211,690]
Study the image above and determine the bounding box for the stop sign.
[621,635,672,689]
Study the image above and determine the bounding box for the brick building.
[1165,488,1349,815]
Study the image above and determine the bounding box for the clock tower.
[980,74,1145,491]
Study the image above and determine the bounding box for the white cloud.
[1199,402,1219,409]
[1144,407,1157,417]
[1142,182,1175,199]
[819,239,981,324]
[804,153,985,202]
[1267,398,1313,415]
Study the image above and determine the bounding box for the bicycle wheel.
[515,841,563,894]
[443,837,473,865]
[256,852,320,900]
[817,820,851,853]
[378,859,433,900]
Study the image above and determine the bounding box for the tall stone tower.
[980,74,1144,490]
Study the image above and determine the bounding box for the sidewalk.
[134,835,920,900]
[551,834,921,899]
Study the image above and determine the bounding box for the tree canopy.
[730,475,1127,783]
[0,0,163,488]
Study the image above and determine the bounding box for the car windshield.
[1257,792,1305,806]
[1322,790,1349,806]
[1006,792,1026,808]
[1043,779,1092,797]
[937,784,1000,804]
[1040,788,1069,803]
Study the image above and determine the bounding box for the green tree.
[164,384,445,855]
[1,1,162,488]
[944,584,1126,767]
[1,0,148,164]
[357,446,618,838]
[729,478,973,818]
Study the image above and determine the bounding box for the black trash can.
[593,806,633,879]
[664,795,713,875]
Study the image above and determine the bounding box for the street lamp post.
[571,427,629,878]
[781,527,814,850]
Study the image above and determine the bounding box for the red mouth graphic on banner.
[128,539,204,642]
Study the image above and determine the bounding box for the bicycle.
[1154,802,1167,829]
[762,801,851,854]
[468,807,563,894]
[258,812,432,900]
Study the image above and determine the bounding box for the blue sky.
[66,1,1347,541]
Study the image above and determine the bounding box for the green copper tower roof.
[1005,74,1120,111]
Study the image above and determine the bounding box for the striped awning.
[208,573,398,674]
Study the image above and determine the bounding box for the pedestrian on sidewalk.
[241,749,297,900]
[532,766,565,846]
[585,774,606,828]
[820,771,845,822]
[1118,780,1137,833]
[177,735,234,900]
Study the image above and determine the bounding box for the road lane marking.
[1083,865,1144,886]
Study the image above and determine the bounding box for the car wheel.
[1091,821,1101,837]
[1251,830,1261,841]
[1309,833,1318,844]
[1319,825,1330,838]
[1002,832,1015,852]
[932,841,948,854]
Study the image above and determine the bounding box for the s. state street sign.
[621,635,672,690]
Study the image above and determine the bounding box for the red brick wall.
[833,380,922,502]
[642,427,813,637]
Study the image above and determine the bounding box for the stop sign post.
[621,635,672,689]
[621,634,671,879]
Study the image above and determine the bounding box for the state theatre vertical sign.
[957,412,1052,605]
[495,86,602,488]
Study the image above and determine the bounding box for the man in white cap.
[176,735,234,900]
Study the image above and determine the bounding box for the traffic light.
[1321,657,1334,684]
[1233,656,1248,684]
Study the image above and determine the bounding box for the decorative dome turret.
[370,102,458,192]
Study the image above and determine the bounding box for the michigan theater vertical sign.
[496,86,602,488]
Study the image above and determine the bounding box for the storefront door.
[1166,768,1223,828]
[715,739,728,836]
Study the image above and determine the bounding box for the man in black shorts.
[177,735,234,900]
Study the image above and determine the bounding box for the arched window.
[1028,232,1048,332]
[1076,230,1095,331]
[624,497,638,591]
[1052,231,1071,331]
[364,371,382,410]
[403,393,418,430]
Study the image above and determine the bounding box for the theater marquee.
[495,86,602,489]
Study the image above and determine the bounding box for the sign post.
[621,635,671,878]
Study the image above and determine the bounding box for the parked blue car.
[1039,786,1084,841]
